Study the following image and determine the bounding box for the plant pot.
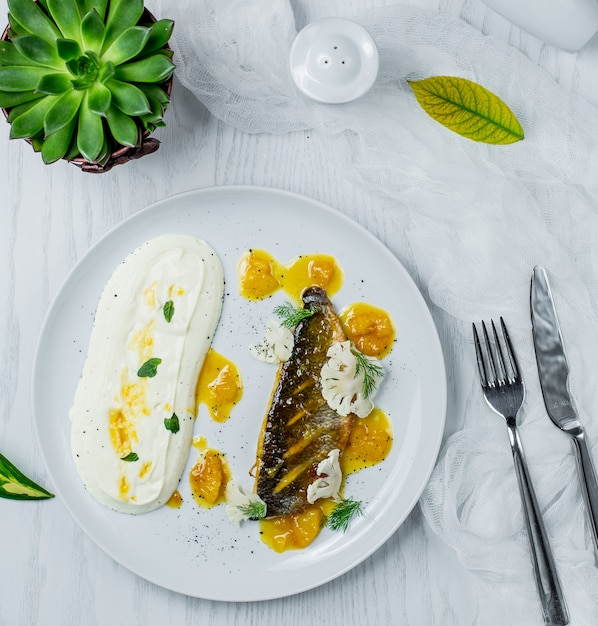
[1,6,174,173]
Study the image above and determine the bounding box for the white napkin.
[151,0,598,622]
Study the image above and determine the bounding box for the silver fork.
[473,318,569,626]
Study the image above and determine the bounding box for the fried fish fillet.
[254,287,354,517]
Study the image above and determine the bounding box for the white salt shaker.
[482,0,598,51]
[289,18,379,103]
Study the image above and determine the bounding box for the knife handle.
[572,431,598,554]
[507,419,569,626]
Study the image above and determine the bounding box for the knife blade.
[531,265,598,555]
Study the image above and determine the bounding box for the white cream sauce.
[70,235,224,514]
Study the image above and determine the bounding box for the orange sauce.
[341,409,393,475]
[195,349,243,423]
[166,490,183,509]
[237,249,343,304]
[259,505,324,553]
[189,448,231,508]
[340,302,396,358]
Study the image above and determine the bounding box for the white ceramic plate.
[32,186,446,602]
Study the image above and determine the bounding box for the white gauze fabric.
[152,1,598,623]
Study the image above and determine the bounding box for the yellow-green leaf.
[408,76,524,145]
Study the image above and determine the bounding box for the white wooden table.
[2,1,597,624]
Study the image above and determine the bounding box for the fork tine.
[472,322,489,387]
[499,316,520,383]
[491,319,508,386]
[481,320,498,387]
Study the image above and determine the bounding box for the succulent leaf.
[106,103,139,147]
[81,0,107,21]
[102,26,149,66]
[0,40,47,67]
[87,80,110,115]
[106,78,150,115]
[77,93,104,161]
[56,38,82,61]
[47,0,82,43]
[114,55,174,84]
[8,0,62,44]
[41,114,77,163]
[0,65,48,91]
[98,59,114,83]
[141,19,174,57]
[7,97,40,122]
[136,82,170,107]
[36,72,72,94]
[0,89,44,108]
[103,0,144,51]
[9,93,59,138]
[80,8,105,54]
[13,34,64,69]
[44,87,84,134]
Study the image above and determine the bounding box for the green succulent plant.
[0,0,175,165]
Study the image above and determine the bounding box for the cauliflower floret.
[224,481,267,526]
[249,319,294,363]
[320,341,383,418]
[307,449,342,504]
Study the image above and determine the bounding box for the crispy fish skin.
[255,287,354,517]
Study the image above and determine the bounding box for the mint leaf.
[137,357,161,377]
[121,452,139,462]
[164,413,180,433]
[163,300,174,323]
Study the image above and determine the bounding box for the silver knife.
[531,265,598,554]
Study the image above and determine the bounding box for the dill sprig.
[238,500,267,521]
[274,301,315,329]
[352,347,384,398]
[325,497,364,532]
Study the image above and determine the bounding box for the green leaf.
[141,19,174,56]
[87,80,111,115]
[0,452,54,500]
[7,97,40,122]
[274,301,315,329]
[0,40,45,67]
[12,35,64,69]
[80,8,106,54]
[325,497,363,532]
[120,452,139,462]
[105,103,139,146]
[44,88,84,134]
[163,300,174,323]
[114,54,174,84]
[0,90,43,108]
[0,66,48,91]
[7,0,62,44]
[47,0,82,42]
[352,347,384,398]
[137,357,161,378]
[42,115,77,163]
[237,500,267,521]
[84,0,108,21]
[56,38,82,61]
[103,0,144,51]
[137,82,170,108]
[76,94,104,161]
[107,78,150,115]
[36,72,72,94]
[164,413,179,434]
[10,94,58,138]
[98,60,114,83]
[408,76,524,145]
[102,26,150,66]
